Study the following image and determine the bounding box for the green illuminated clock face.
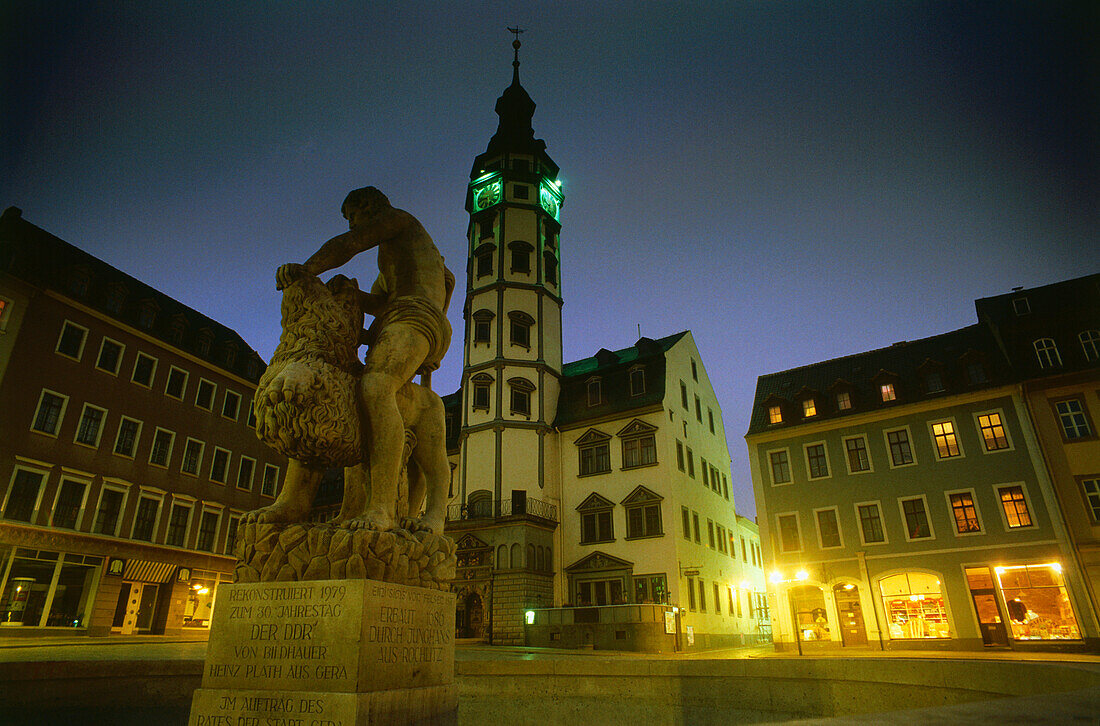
[539,184,561,220]
[474,181,502,211]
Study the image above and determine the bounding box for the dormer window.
[138,300,158,330]
[1013,297,1030,315]
[836,391,852,410]
[802,398,817,418]
[197,330,214,357]
[924,371,944,393]
[68,268,90,298]
[1034,338,1061,368]
[169,316,187,346]
[880,383,897,402]
[224,344,237,368]
[966,362,988,384]
[105,284,126,314]
[629,367,645,396]
[768,405,783,424]
[587,378,602,407]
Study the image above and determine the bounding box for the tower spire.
[507,26,525,83]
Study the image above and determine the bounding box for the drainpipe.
[857,551,885,651]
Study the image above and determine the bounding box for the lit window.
[1033,338,1061,368]
[768,405,782,424]
[1055,399,1092,440]
[769,450,790,484]
[845,437,870,472]
[977,412,1009,451]
[901,498,932,539]
[997,564,1081,641]
[1080,331,1100,362]
[998,486,1032,528]
[931,421,961,458]
[880,383,896,402]
[879,573,949,639]
[802,398,816,417]
[949,492,981,533]
[836,391,851,410]
[857,503,885,543]
[806,443,829,478]
[775,513,799,552]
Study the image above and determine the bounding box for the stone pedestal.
[188,578,457,726]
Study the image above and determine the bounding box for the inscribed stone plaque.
[202,579,454,694]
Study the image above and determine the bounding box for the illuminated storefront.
[789,585,831,642]
[182,569,229,629]
[879,572,949,640]
[0,547,101,629]
[995,563,1080,641]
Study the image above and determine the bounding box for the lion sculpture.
[249,270,448,532]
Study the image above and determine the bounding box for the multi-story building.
[975,275,1100,625]
[747,283,1100,652]
[0,207,286,637]
[441,44,764,650]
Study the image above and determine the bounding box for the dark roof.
[0,206,266,381]
[470,58,558,178]
[975,273,1100,380]
[553,331,687,427]
[746,324,1011,435]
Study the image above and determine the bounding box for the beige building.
[441,52,765,650]
[0,207,285,637]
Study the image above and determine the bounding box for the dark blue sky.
[3,1,1096,517]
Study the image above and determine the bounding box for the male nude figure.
[276,187,453,531]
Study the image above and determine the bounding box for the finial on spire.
[507,26,525,76]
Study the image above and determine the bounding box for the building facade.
[0,207,286,637]
[748,279,1100,653]
[441,47,765,650]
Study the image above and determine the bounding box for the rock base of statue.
[233,520,457,589]
[187,578,457,726]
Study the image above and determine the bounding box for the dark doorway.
[833,583,868,646]
[457,591,484,639]
[966,567,1009,646]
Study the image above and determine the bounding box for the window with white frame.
[930,420,962,458]
[224,513,242,554]
[1054,399,1093,440]
[586,378,601,407]
[836,391,852,410]
[623,486,662,539]
[856,502,886,544]
[880,382,896,402]
[1033,338,1061,368]
[1080,330,1100,362]
[195,379,216,410]
[31,389,68,436]
[181,438,204,476]
[976,412,1010,451]
[149,428,175,467]
[629,367,645,396]
[111,417,141,458]
[900,497,932,540]
[131,352,157,387]
[74,403,107,447]
[131,494,162,541]
[236,457,256,491]
[51,478,88,529]
[1081,478,1100,523]
[95,338,125,375]
[805,443,830,479]
[948,491,982,534]
[262,464,280,498]
[165,366,188,400]
[620,421,658,469]
[222,390,241,420]
[844,436,871,472]
[885,427,915,466]
[815,508,842,549]
[802,398,817,418]
[577,430,611,475]
[770,448,787,481]
[165,501,193,547]
[196,509,221,552]
[578,494,614,544]
[93,486,127,536]
[997,485,1033,529]
[776,513,801,552]
[210,448,231,484]
[3,469,46,522]
[55,321,88,360]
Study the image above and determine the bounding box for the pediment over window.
[617,419,658,438]
[473,241,496,255]
[507,310,535,325]
[576,492,615,511]
[827,378,852,393]
[792,386,819,402]
[870,368,899,383]
[456,533,490,551]
[508,376,535,391]
[621,485,662,505]
[470,372,495,384]
[574,428,611,447]
[565,551,633,573]
[472,308,495,321]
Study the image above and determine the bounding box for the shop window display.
[995,563,1080,640]
[183,570,222,628]
[0,550,99,628]
[789,585,831,641]
[879,572,949,639]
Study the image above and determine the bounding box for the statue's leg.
[244,458,323,524]
[412,393,449,534]
[334,463,369,524]
[403,459,426,529]
[355,326,429,531]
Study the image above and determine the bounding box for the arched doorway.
[456,590,485,639]
[833,583,868,646]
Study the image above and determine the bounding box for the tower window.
[513,184,529,200]
[509,241,532,274]
[475,244,495,278]
[472,309,494,344]
[508,377,535,417]
[478,215,495,240]
[471,373,493,411]
[508,311,534,349]
[543,252,557,285]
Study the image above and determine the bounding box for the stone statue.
[269,187,454,533]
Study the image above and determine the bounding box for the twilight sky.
[2,1,1096,518]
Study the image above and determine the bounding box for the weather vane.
[507,26,525,65]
